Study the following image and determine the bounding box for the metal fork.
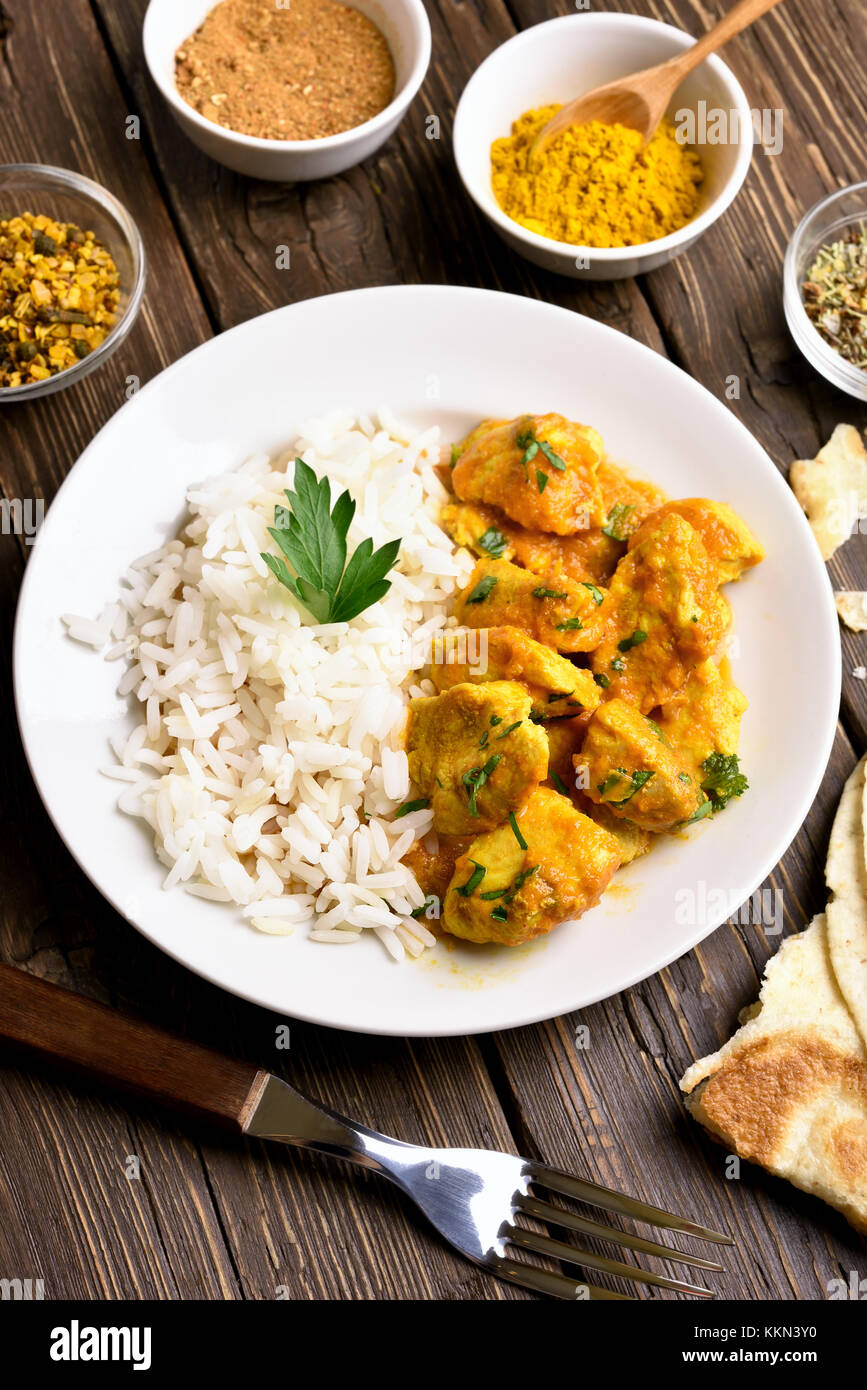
[249,1075,731,1300]
[0,963,731,1300]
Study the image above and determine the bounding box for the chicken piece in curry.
[451,414,605,535]
[454,557,606,654]
[443,787,621,946]
[406,681,548,836]
[430,625,600,719]
[590,513,730,713]
[401,413,762,948]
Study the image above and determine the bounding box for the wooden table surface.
[1,0,865,1302]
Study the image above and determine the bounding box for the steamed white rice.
[63,409,474,960]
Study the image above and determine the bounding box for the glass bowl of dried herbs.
[784,181,867,402]
[0,165,146,403]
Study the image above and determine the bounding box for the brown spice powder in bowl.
[174,0,396,142]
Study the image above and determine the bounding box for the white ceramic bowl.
[454,14,754,280]
[143,0,431,182]
[14,286,839,1036]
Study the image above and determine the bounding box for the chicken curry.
[403,413,764,948]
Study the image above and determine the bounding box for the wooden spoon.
[532,0,785,157]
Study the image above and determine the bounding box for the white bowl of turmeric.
[454,13,754,280]
[143,0,430,182]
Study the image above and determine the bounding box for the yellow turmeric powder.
[491,106,703,249]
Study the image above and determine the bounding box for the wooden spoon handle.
[0,962,267,1132]
[668,0,786,75]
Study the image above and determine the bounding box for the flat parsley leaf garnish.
[262,459,401,624]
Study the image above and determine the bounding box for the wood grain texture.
[0,0,864,1301]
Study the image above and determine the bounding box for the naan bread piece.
[681,916,867,1235]
[824,755,867,1052]
[790,424,867,561]
[835,591,867,631]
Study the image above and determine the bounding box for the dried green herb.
[803,224,867,371]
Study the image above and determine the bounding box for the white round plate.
[14,286,839,1036]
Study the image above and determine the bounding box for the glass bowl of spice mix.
[784,182,867,402]
[143,0,431,182]
[0,165,145,403]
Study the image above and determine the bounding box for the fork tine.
[491,1254,633,1301]
[504,1224,715,1298]
[526,1162,733,1245]
[516,1194,725,1272]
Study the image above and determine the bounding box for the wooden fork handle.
[0,962,267,1132]
[667,0,786,75]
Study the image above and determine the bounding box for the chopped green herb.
[610,657,625,672]
[618,629,647,652]
[599,767,654,806]
[555,616,584,631]
[602,503,635,541]
[536,469,549,494]
[700,753,748,811]
[479,730,489,749]
[580,581,605,605]
[538,439,566,471]
[490,714,503,726]
[533,586,569,600]
[593,672,610,689]
[510,864,539,896]
[411,895,438,918]
[480,887,509,901]
[456,861,487,896]
[645,717,665,742]
[508,811,528,850]
[462,754,502,816]
[394,797,430,818]
[683,797,713,826]
[490,905,509,923]
[548,690,574,702]
[477,527,508,558]
[516,428,538,480]
[550,771,569,796]
[450,444,460,469]
[516,427,537,457]
[516,426,566,479]
[262,458,401,624]
[678,771,692,784]
[465,574,497,604]
[494,720,523,739]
